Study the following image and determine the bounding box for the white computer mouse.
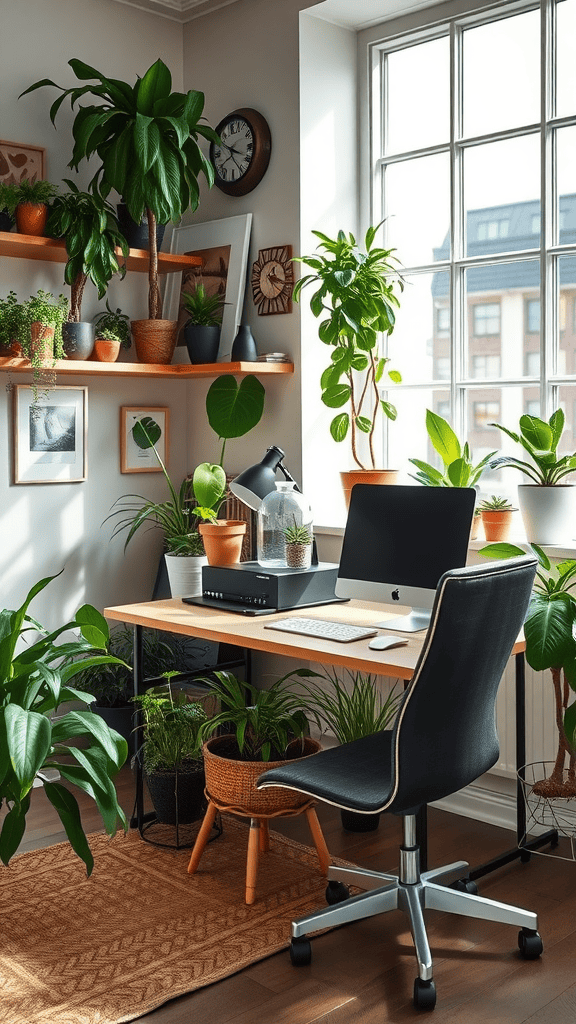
[368,635,409,651]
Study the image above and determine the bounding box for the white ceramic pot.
[518,485,576,545]
[164,554,207,598]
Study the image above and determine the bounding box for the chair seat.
[260,731,394,814]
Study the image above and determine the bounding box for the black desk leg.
[130,623,155,832]
[469,651,557,882]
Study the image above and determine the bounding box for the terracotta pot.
[29,322,54,363]
[131,319,177,365]
[480,509,515,542]
[92,336,121,362]
[203,735,321,815]
[198,520,247,566]
[340,469,399,509]
[15,202,48,237]
[470,514,482,541]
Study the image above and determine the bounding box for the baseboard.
[430,773,517,832]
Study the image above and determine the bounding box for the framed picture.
[121,407,169,474]
[164,214,252,361]
[13,386,87,484]
[0,140,45,184]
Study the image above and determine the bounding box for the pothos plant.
[293,224,403,470]
[0,572,128,874]
[480,541,576,797]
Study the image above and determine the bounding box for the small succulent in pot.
[477,495,516,512]
[283,516,313,568]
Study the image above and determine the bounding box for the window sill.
[315,524,576,561]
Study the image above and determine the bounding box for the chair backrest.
[385,555,537,815]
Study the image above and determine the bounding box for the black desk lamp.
[229,446,318,564]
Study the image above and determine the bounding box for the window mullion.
[451,20,465,435]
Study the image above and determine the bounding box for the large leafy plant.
[488,409,576,485]
[21,58,218,320]
[480,541,576,797]
[198,670,309,762]
[293,224,403,470]
[0,573,128,874]
[46,180,128,323]
[409,409,496,487]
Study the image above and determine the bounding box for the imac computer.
[336,484,476,632]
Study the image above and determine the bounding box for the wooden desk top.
[104,598,526,681]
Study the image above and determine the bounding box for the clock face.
[252,245,294,315]
[210,108,271,197]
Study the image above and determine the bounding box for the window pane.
[558,254,576,373]
[390,271,449,384]
[557,0,576,118]
[466,386,543,509]
[557,128,576,246]
[465,260,540,378]
[462,10,540,137]
[385,37,450,154]
[385,153,450,267]
[386,388,450,482]
[465,136,540,257]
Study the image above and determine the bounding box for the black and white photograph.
[13,385,87,484]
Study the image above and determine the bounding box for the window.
[526,399,541,417]
[370,0,576,492]
[472,354,501,378]
[473,400,500,429]
[473,303,500,336]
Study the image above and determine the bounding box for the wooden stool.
[187,794,332,905]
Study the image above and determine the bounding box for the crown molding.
[111,0,243,23]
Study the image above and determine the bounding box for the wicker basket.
[131,319,177,364]
[203,735,321,815]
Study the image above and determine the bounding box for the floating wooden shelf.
[0,230,202,273]
[0,358,294,380]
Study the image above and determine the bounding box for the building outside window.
[369,0,576,489]
[473,400,500,429]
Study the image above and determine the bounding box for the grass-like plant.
[284,667,402,744]
[409,409,496,487]
[478,495,515,511]
[133,682,207,772]
[15,178,59,205]
[181,283,225,326]
[198,670,310,762]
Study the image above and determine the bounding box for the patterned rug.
[1,818,353,1024]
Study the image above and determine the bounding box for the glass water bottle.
[257,482,313,569]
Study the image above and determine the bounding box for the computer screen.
[336,484,476,631]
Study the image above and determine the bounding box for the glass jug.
[257,482,313,569]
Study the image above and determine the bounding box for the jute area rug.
[1,817,357,1024]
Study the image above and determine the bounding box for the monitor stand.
[376,607,431,633]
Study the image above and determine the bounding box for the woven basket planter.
[131,319,177,364]
[203,735,321,815]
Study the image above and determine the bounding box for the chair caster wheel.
[326,880,350,904]
[451,877,478,895]
[413,978,436,1010]
[518,928,543,959]
[290,937,312,966]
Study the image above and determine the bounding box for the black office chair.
[258,556,542,1011]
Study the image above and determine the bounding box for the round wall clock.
[251,245,294,316]
[210,108,272,197]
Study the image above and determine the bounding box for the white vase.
[518,485,576,545]
[164,554,207,598]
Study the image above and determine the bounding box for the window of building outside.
[371,0,576,510]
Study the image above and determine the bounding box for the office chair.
[258,556,542,1010]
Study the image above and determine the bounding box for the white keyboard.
[264,617,379,643]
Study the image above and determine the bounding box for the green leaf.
[132,416,162,449]
[549,408,565,450]
[478,542,527,560]
[563,701,576,749]
[330,413,349,442]
[192,463,226,510]
[426,410,461,466]
[408,458,445,486]
[0,795,30,866]
[4,705,51,797]
[322,384,351,409]
[136,59,172,114]
[43,782,95,876]
[380,400,397,421]
[205,375,265,441]
[525,593,576,672]
[355,416,372,434]
[519,414,553,453]
[51,710,127,768]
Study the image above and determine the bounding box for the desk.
[104,597,556,875]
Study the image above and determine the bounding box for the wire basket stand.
[518,762,576,862]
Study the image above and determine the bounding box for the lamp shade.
[229,446,286,510]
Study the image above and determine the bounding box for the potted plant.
[92,302,131,362]
[0,572,128,874]
[488,410,576,544]
[477,495,517,542]
[16,288,68,396]
[0,289,22,356]
[195,670,321,816]
[0,181,19,231]
[46,180,129,360]
[283,516,313,569]
[479,541,576,799]
[13,177,59,236]
[133,681,208,826]
[191,373,266,565]
[106,415,207,598]
[409,409,497,488]
[181,283,225,364]
[293,223,403,505]
[286,666,402,831]
[21,58,218,363]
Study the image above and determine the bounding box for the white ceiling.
[112,0,446,28]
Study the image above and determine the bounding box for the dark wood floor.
[14,767,576,1023]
